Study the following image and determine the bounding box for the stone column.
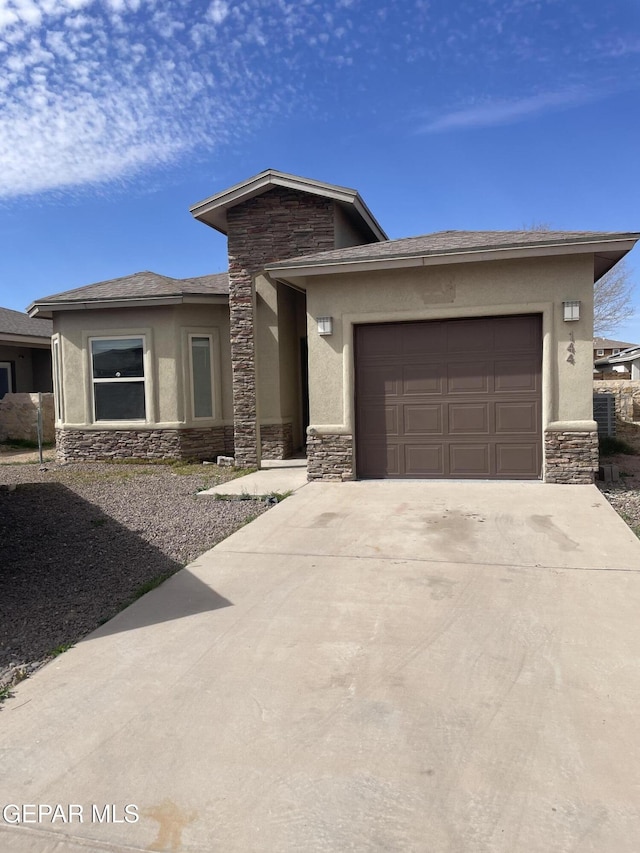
[226,187,335,467]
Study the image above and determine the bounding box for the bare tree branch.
[594,259,635,337]
[521,223,636,337]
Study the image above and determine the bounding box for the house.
[593,337,635,360]
[595,346,640,380]
[593,337,637,376]
[0,307,53,398]
[28,169,640,483]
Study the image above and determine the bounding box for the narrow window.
[596,349,604,356]
[190,335,214,418]
[52,337,63,422]
[91,337,146,421]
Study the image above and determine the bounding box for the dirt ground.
[0,445,56,465]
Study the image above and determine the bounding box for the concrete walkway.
[200,457,308,496]
[2,481,640,852]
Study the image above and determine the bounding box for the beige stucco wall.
[0,344,52,393]
[254,276,307,450]
[53,302,232,429]
[255,275,282,422]
[302,253,596,435]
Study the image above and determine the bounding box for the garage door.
[354,315,542,479]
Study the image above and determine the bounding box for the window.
[0,362,13,399]
[91,337,146,421]
[189,335,214,418]
[596,349,604,356]
[613,348,620,355]
[52,336,63,422]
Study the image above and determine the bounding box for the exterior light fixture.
[563,301,580,322]
[317,316,333,336]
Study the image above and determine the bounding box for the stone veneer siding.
[544,430,598,484]
[260,422,293,460]
[593,379,640,421]
[307,433,354,481]
[56,427,229,463]
[226,187,335,467]
[0,393,55,444]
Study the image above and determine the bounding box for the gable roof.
[0,306,52,345]
[28,271,229,318]
[190,168,387,242]
[266,229,640,280]
[593,337,637,350]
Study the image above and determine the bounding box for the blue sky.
[1,0,639,339]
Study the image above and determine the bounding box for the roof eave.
[28,292,229,319]
[266,237,639,280]
[0,332,52,347]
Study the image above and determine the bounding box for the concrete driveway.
[2,481,640,852]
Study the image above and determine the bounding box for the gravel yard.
[0,459,269,693]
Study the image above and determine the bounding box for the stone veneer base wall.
[56,427,230,463]
[260,422,293,460]
[544,430,598,484]
[307,433,354,481]
[0,393,55,444]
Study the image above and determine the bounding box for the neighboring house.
[28,169,640,483]
[595,346,640,379]
[593,337,635,363]
[0,307,53,398]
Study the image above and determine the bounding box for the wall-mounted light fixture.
[317,316,333,336]
[563,300,580,322]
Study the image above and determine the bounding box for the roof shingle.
[0,306,52,338]
[267,229,640,269]
[34,271,229,305]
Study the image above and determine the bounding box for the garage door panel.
[401,322,446,354]
[496,443,540,476]
[356,324,400,357]
[495,401,539,433]
[355,315,541,480]
[405,444,444,476]
[495,358,539,392]
[494,316,540,352]
[449,444,490,475]
[404,404,443,435]
[447,321,494,353]
[448,403,489,434]
[359,441,400,476]
[447,362,491,394]
[402,363,443,395]
[360,405,399,437]
[358,364,400,397]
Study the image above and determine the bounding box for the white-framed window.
[596,349,604,356]
[189,334,215,419]
[613,348,620,355]
[51,335,64,422]
[90,336,146,421]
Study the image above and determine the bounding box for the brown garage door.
[355,315,542,479]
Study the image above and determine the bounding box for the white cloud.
[207,0,229,25]
[422,88,605,133]
[0,0,631,199]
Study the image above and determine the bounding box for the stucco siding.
[0,344,52,393]
[303,254,595,436]
[53,303,232,429]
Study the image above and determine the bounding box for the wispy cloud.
[0,0,634,198]
[0,0,386,200]
[421,88,607,133]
